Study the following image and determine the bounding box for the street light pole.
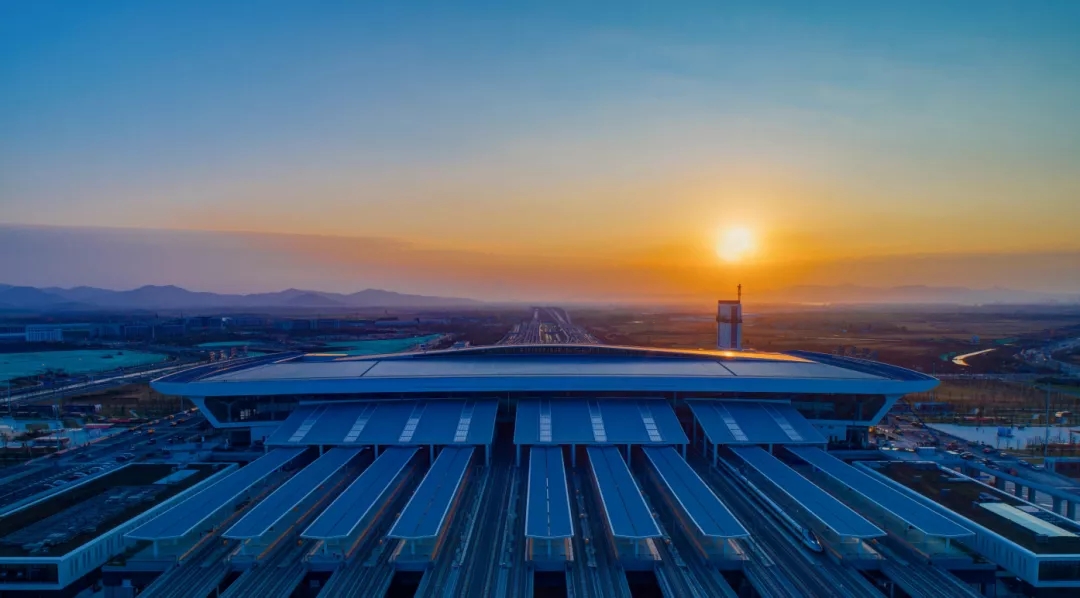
[1045,386,1051,459]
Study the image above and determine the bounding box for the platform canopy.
[525,446,574,539]
[515,398,687,445]
[587,446,660,539]
[225,447,361,539]
[730,446,883,539]
[643,446,748,538]
[786,447,973,538]
[688,400,826,446]
[128,448,304,541]
[266,400,497,447]
[388,446,474,540]
[303,447,417,540]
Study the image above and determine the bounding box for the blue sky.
[2,1,1079,298]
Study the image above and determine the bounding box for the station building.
[142,345,938,571]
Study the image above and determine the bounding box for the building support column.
[1014,483,1023,498]
[1053,496,1063,514]
[681,444,687,459]
[1068,500,1077,520]
[713,442,718,468]
[516,444,521,467]
[572,444,577,468]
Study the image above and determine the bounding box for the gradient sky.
[2,1,1079,302]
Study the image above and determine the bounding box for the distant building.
[123,324,152,339]
[25,323,95,343]
[25,328,63,343]
[716,288,743,350]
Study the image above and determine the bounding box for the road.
[3,360,200,408]
[499,307,599,345]
[0,412,207,513]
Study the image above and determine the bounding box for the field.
[62,382,189,418]
[576,305,1080,376]
[0,349,168,383]
[909,379,1080,420]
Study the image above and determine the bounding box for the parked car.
[1033,464,1046,471]
[1018,460,1031,467]
[983,447,994,454]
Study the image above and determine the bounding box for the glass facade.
[1039,560,1080,582]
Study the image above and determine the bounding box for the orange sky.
[3,3,1080,301]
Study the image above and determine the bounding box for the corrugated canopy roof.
[643,447,748,538]
[127,448,304,541]
[525,446,574,539]
[388,447,474,540]
[689,400,827,445]
[515,398,687,445]
[731,446,883,539]
[587,446,660,539]
[787,447,972,538]
[303,447,417,540]
[266,400,497,447]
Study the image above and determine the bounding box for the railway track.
[690,454,883,598]
[453,455,514,597]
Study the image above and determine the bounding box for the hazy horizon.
[3,2,1079,302]
[2,224,1078,304]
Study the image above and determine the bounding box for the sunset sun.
[717,227,756,263]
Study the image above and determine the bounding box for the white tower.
[716,285,743,350]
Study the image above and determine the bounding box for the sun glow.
[717,227,756,263]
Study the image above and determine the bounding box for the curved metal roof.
[151,344,938,397]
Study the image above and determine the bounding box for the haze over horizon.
[3,2,1079,302]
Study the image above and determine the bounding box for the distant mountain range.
[0,284,480,311]
[752,284,1080,305]
[1,283,1077,312]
